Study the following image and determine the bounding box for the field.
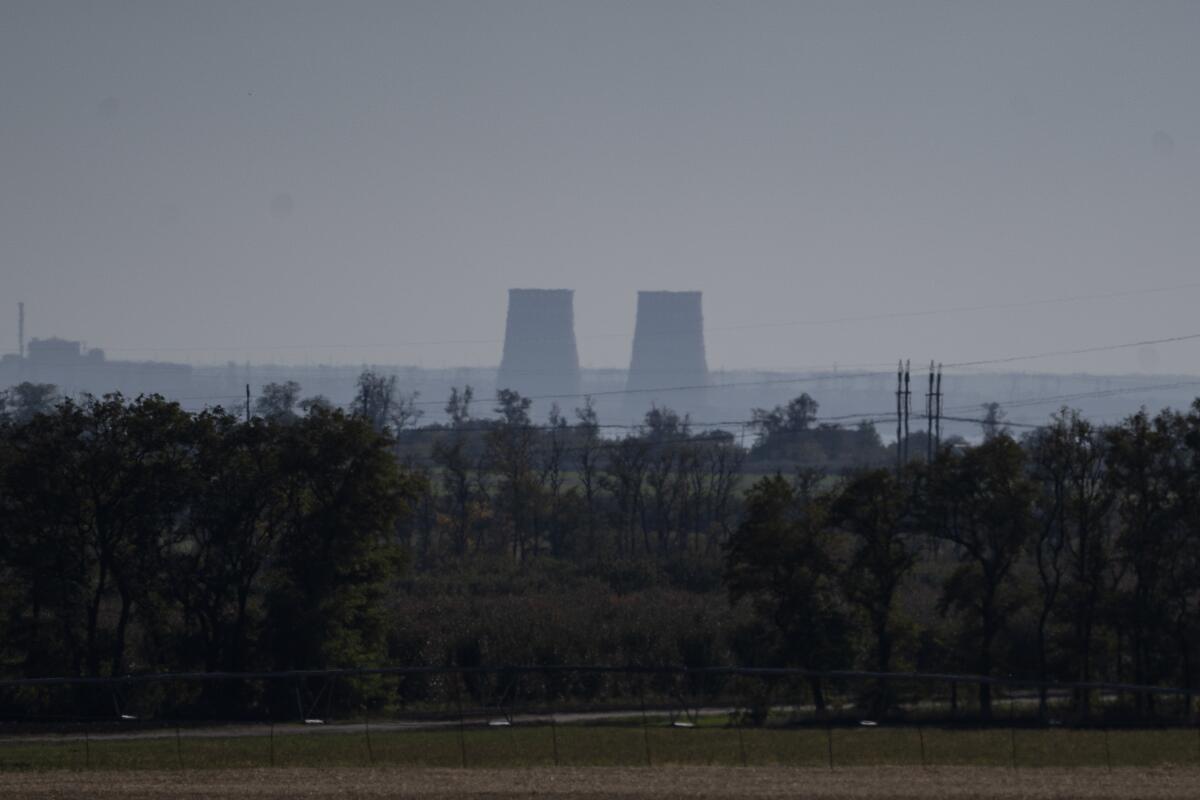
[2,766,1200,799]
[5,724,1200,798]
[3,721,1200,772]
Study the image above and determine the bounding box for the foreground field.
[4,722,1200,771]
[2,766,1200,799]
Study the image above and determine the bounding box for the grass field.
[3,721,1200,772]
[3,766,1200,799]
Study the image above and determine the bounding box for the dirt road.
[2,766,1198,799]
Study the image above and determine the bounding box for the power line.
[943,333,1200,369]
[940,379,1200,414]
[173,373,1200,438]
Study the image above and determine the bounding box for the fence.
[1,666,1199,771]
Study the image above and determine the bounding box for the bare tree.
[603,436,648,557]
[428,387,475,557]
[574,397,602,555]
[540,404,570,557]
[352,370,422,434]
[486,390,538,560]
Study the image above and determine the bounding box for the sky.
[1,0,1198,374]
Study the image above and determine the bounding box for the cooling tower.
[497,289,580,399]
[626,291,708,396]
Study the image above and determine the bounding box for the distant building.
[27,336,102,365]
[0,336,193,401]
[626,291,708,408]
[497,289,581,401]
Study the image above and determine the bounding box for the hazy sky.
[2,1,1198,373]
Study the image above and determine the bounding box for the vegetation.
[3,374,1200,727]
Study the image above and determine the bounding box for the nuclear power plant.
[496,288,581,399]
[5,300,1199,439]
[626,290,709,396]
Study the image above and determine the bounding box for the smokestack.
[497,289,580,400]
[17,302,24,359]
[626,290,708,397]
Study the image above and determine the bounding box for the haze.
[2,0,1198,374]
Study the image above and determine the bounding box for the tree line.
[3,374,1200,726]
[0,390,415,679]
[728,404,1200,718]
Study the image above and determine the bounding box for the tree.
[0,399,89,675]
[445,386,474,427]
[751,393,819,442]
[2,382,59,425]
[680,431,743,553]
[603,435,649,557]
[352,370,423,434]
[431,387,479,556]
[493,388,531,427]
[255,381,301,422]
[486,389,538,560]
[784,394,820,432]
[1164,400,1200,696]
[831,469,915,715]
[1024,414,1071,717]
[1105,409,1177,711]
[298,394,334,415]
[0,394,194,677]
[1024,409,1114,715]
[172,409,288,673]
[264,408,418,668]
[725,475,849,710]
[539,404,576,557]
[574,398,602,553]
[980,402,1007,441]
[641,407,687,556]
[926,435,1035,718]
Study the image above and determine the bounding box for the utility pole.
[903,360,912,465]
[245,384,251,423]
[935,363,944,450]
[926,361,935,464]
[895,360,903,476]
[17,302,24,359]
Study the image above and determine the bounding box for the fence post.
[1103,726,1112,772]
[175,725,183,769]
[917,725,927,769]
[735,710,748,768]
[269,721,275,768]
[638,678,653,767]
[364,716,374,765]
[825,725,834,771]
[550,715,559,767]
[1009,695,1018,770]
[454,671,468,769]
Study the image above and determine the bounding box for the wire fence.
[1,666,1199,771]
